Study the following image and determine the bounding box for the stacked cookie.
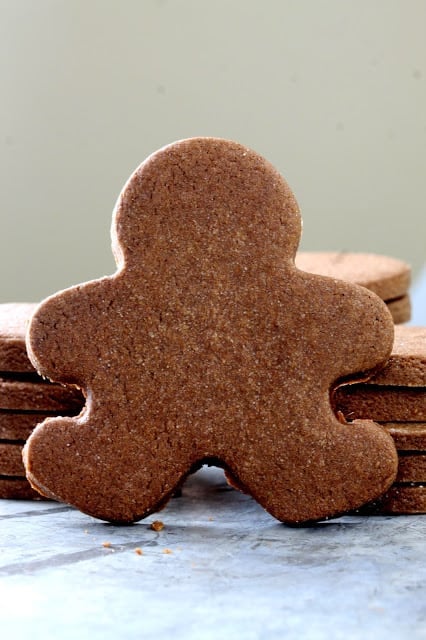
[0,303,84,499]
[335,325,426,513]
[296,252,411,324]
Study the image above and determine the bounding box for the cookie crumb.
[102,541,111,548]
[162,548,172,554]
[150,520,164,532]
[135,548,143,555]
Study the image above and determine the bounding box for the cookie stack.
[296,252,411,324]
[335,325,426,513]
[0,303,84,499]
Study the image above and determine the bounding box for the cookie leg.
[23,416,189,522]
[227,420,397,524]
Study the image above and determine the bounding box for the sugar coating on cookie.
[24,137,397,524]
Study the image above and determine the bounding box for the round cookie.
[0,303,38,372]
[386,295,411,325]
[370,325,426,387]
[0,443,24,476]
[0,412,51,441]
[295,252,411,301]
[360,484,426,515]
[24,137,397,524]
[382,423,426,450]
[335,385,426,422]
[396,454,426,483]
[0,476,44,500]
[0,378,84,412]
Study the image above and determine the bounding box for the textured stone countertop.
[0,269,425,640]
[1,466,426,640]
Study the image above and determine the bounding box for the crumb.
[102,541,111,548]
[208,517,214,521]
[150,520,164,532]
[162,548,173,554]
[135,548,143,555]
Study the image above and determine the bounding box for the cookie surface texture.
[24,137,397,524]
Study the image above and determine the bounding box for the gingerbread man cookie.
[24,138,397,523]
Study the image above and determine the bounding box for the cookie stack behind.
[296,252,411,323]
[335,325,426,513]
[0,303,84,499]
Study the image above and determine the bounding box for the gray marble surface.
[1,466,426,640]
[1,268,425,640]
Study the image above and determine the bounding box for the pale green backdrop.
[0,0,425,302]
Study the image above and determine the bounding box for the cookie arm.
[332,282,394,380]
[26,280,111,385]
[295,273,394,384]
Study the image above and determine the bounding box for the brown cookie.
[0,412,51,440]
[396,454,426,483]
[0,378,84,412]
[0,475,44,500]
[369,326,426,387]
[386,295,411,325]
[382,422,426,450]
[0,303,38,372]
[0,442,24,475]
[359,484,426,515]
[24,137,397,524]
[335,385,426,422]
[295,252,411,301]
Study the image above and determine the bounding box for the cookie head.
[24,137,397,523]
[112,138,302,275]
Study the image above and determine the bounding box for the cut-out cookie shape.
[24,138,398,523]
